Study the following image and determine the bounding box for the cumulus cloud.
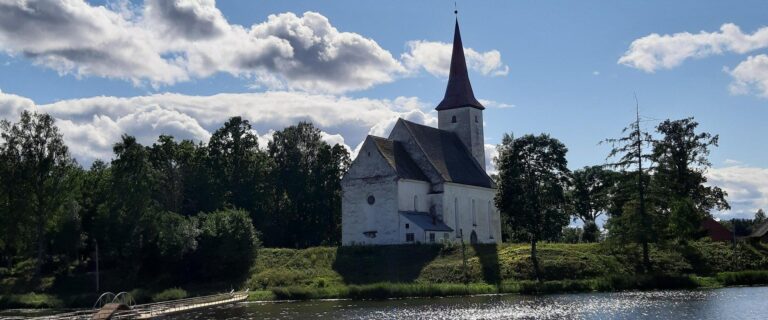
[0,1,508,93]
[401,40,510,77]
[618,23,768,72]
[0,0,187,86]
[707,165,768,219]
[0,0,404,92]
[484,144,499,175]
[0,90,437,165]
[727,54,768,97]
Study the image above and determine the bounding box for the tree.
[570,166,617,242]
[100,135,158,267]
[495,133,571,281]
[651,118,729,227]
[604,103,655,271]
[207,117,270,216]
[267,122,350,247]
[0,111,79,273]
[755,209,766,225]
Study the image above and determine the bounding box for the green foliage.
[495,133,571,279]
[151,288,188,302]
[0,111,79,271]
[716,270,768,286]
[194,209,260,279]
[569,166,617,240]
[266,122,350,248]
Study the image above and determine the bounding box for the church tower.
[436,19,486,170]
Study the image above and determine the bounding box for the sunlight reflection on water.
[168,287,767,320]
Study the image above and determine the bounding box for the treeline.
[0,111,348,282]
[495,117,737,277]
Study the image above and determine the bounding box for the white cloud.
[619,23,768,72]
[478,99,514,109]
[484,144,499,175]
[0,1,508,93]
[727,54,768,97]
[707,165,768,219]
[0,0,403,92]
[401,40,509,77]
[0,90,436,165]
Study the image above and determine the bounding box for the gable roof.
[369,136,429,181]
[435,19,484,111]
[395,119,494,188]
[400,211,454,232]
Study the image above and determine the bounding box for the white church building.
[341,19,501,245]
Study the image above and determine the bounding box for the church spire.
[435,18,484,111]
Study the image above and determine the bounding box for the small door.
[470,230,478,244]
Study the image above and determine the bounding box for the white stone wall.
[341,137,400,245]
[442,183,501,244]
[397,179,430,212]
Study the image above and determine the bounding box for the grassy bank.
[243,241,768,301]
[4,241,768,308]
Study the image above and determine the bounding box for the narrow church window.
[454,198,460,237]
[429,233,435,243]
[472,199,477,226]
[367,151,371,156]
[488,201,494,239]
[413,195,418,211]
[475,115,478,123]
[406,233,414,242]
[451,115,457,123]
[367,195,375,205]
[405,223,410,229]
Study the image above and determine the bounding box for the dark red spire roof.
[436,19,484,111]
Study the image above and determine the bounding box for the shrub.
[194,209,260,279]
[717,270,768,286]
[151,288,188,302]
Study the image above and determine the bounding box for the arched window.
[475,115,478,123]
[454,198,459,237]
[413,195,418,211]
[451,115,457,123]
[488,201,494,239]
[472,199,477,226]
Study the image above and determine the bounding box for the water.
[166,287,768,319]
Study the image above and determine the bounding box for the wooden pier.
[41,291,249,319]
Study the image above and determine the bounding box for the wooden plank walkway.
[130,293,248,319]
[41,291,249,319]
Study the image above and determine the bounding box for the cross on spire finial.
[454,2,458,16]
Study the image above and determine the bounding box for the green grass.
[151,288,188,302]
[0,293,64,309]
[6,241,768,307]
[716,270,768,286]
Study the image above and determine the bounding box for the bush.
[717,270,768,286]
[194,209,260,279]
[151,288,188,302]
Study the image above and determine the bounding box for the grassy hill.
[3,240,768,308]
[245,241,768,300]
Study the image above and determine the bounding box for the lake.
[166,286,768,319]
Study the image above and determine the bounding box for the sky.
[0,0,766,219]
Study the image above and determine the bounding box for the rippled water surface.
[166,286,768,319]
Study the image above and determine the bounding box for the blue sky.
[0,0,766,218]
